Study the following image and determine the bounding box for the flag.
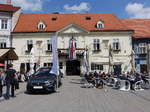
[83,50,89,74]
[50,36,59,76]
[69,37,76,60]
[30,47,35,74]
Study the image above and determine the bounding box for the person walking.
[5,64,17,99]
[0,69,5,97]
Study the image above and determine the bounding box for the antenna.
[6,0,12,5]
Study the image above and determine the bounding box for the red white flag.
[69,37,76,59]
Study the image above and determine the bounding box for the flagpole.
[56,33,59,92]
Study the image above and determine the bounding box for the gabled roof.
[0,4,20,13]
[13,13,132,33]
[121,19,150,38]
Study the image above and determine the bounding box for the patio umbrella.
[0,63,5,66]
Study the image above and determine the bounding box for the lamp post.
[36,40,42,69]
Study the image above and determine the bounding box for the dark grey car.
[26,68,62,93]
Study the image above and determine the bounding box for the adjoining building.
[12,13,133,75]
[122,19,150,74]
[0,4,20,67]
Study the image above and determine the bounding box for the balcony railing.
[58,48,85,57]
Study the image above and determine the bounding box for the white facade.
[0,9,21,48]
[12,24,133,75]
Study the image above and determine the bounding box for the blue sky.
[1,0,150,18]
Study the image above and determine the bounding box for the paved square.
[0,76,150,112]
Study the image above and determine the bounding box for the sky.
[1,0,150,18]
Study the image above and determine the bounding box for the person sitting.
[119,71,128,80]
[94,71,98,78]
[134,73,142,82]
[141,71,149,85]
[101,72,106,80]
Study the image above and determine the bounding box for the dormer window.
[96,21,104,28]
[38,21,46,30]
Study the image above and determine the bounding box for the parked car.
[36,67,64,78]
[26,67,62,93]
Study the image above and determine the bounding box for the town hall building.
[12,13,133,75]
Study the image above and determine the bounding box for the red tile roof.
[0,4,20,12]
[121,19,150,38]
[13,13,132,33]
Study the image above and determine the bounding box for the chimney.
[6,0,12,5]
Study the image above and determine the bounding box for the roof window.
[37,21,46,30]
[86,16,91,20]
[52,17,57,21]
[96,21,104,29]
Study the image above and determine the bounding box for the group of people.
[84,71,150,90]
[0,64,22,100]
[84,71,111,88]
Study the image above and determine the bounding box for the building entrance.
[113,64,122,76]
[66,60,80,75]
[140,64,147,73]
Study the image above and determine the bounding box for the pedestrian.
[0,69,5,97]
[5,64,17,99]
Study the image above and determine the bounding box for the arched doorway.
[66,60,80,75]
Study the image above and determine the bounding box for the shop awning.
[0,48,18,61]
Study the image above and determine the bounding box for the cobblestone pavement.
[0,76,150,112]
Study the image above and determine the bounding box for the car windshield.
[34,69,50,76]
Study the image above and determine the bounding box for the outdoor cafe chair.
[106,77,118,87]
[119,80,131,91]
[134,80,144,91]
[80,77,94,88]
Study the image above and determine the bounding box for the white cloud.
[12,0,43,12]
[64,2,91,13]
[0,0,44,12]
[125,3,150,18]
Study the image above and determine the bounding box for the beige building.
[12,13,133,75]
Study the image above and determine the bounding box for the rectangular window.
[112,39,120,50]
[27,40,33,52]
[138,43,147,54]
[91,63,103,70]
[43,63,53,68]
[1,19,8,29]
[59,62,63,69]
[0,39,7,48]
[93,39,100,51]
[47,40,52,51]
